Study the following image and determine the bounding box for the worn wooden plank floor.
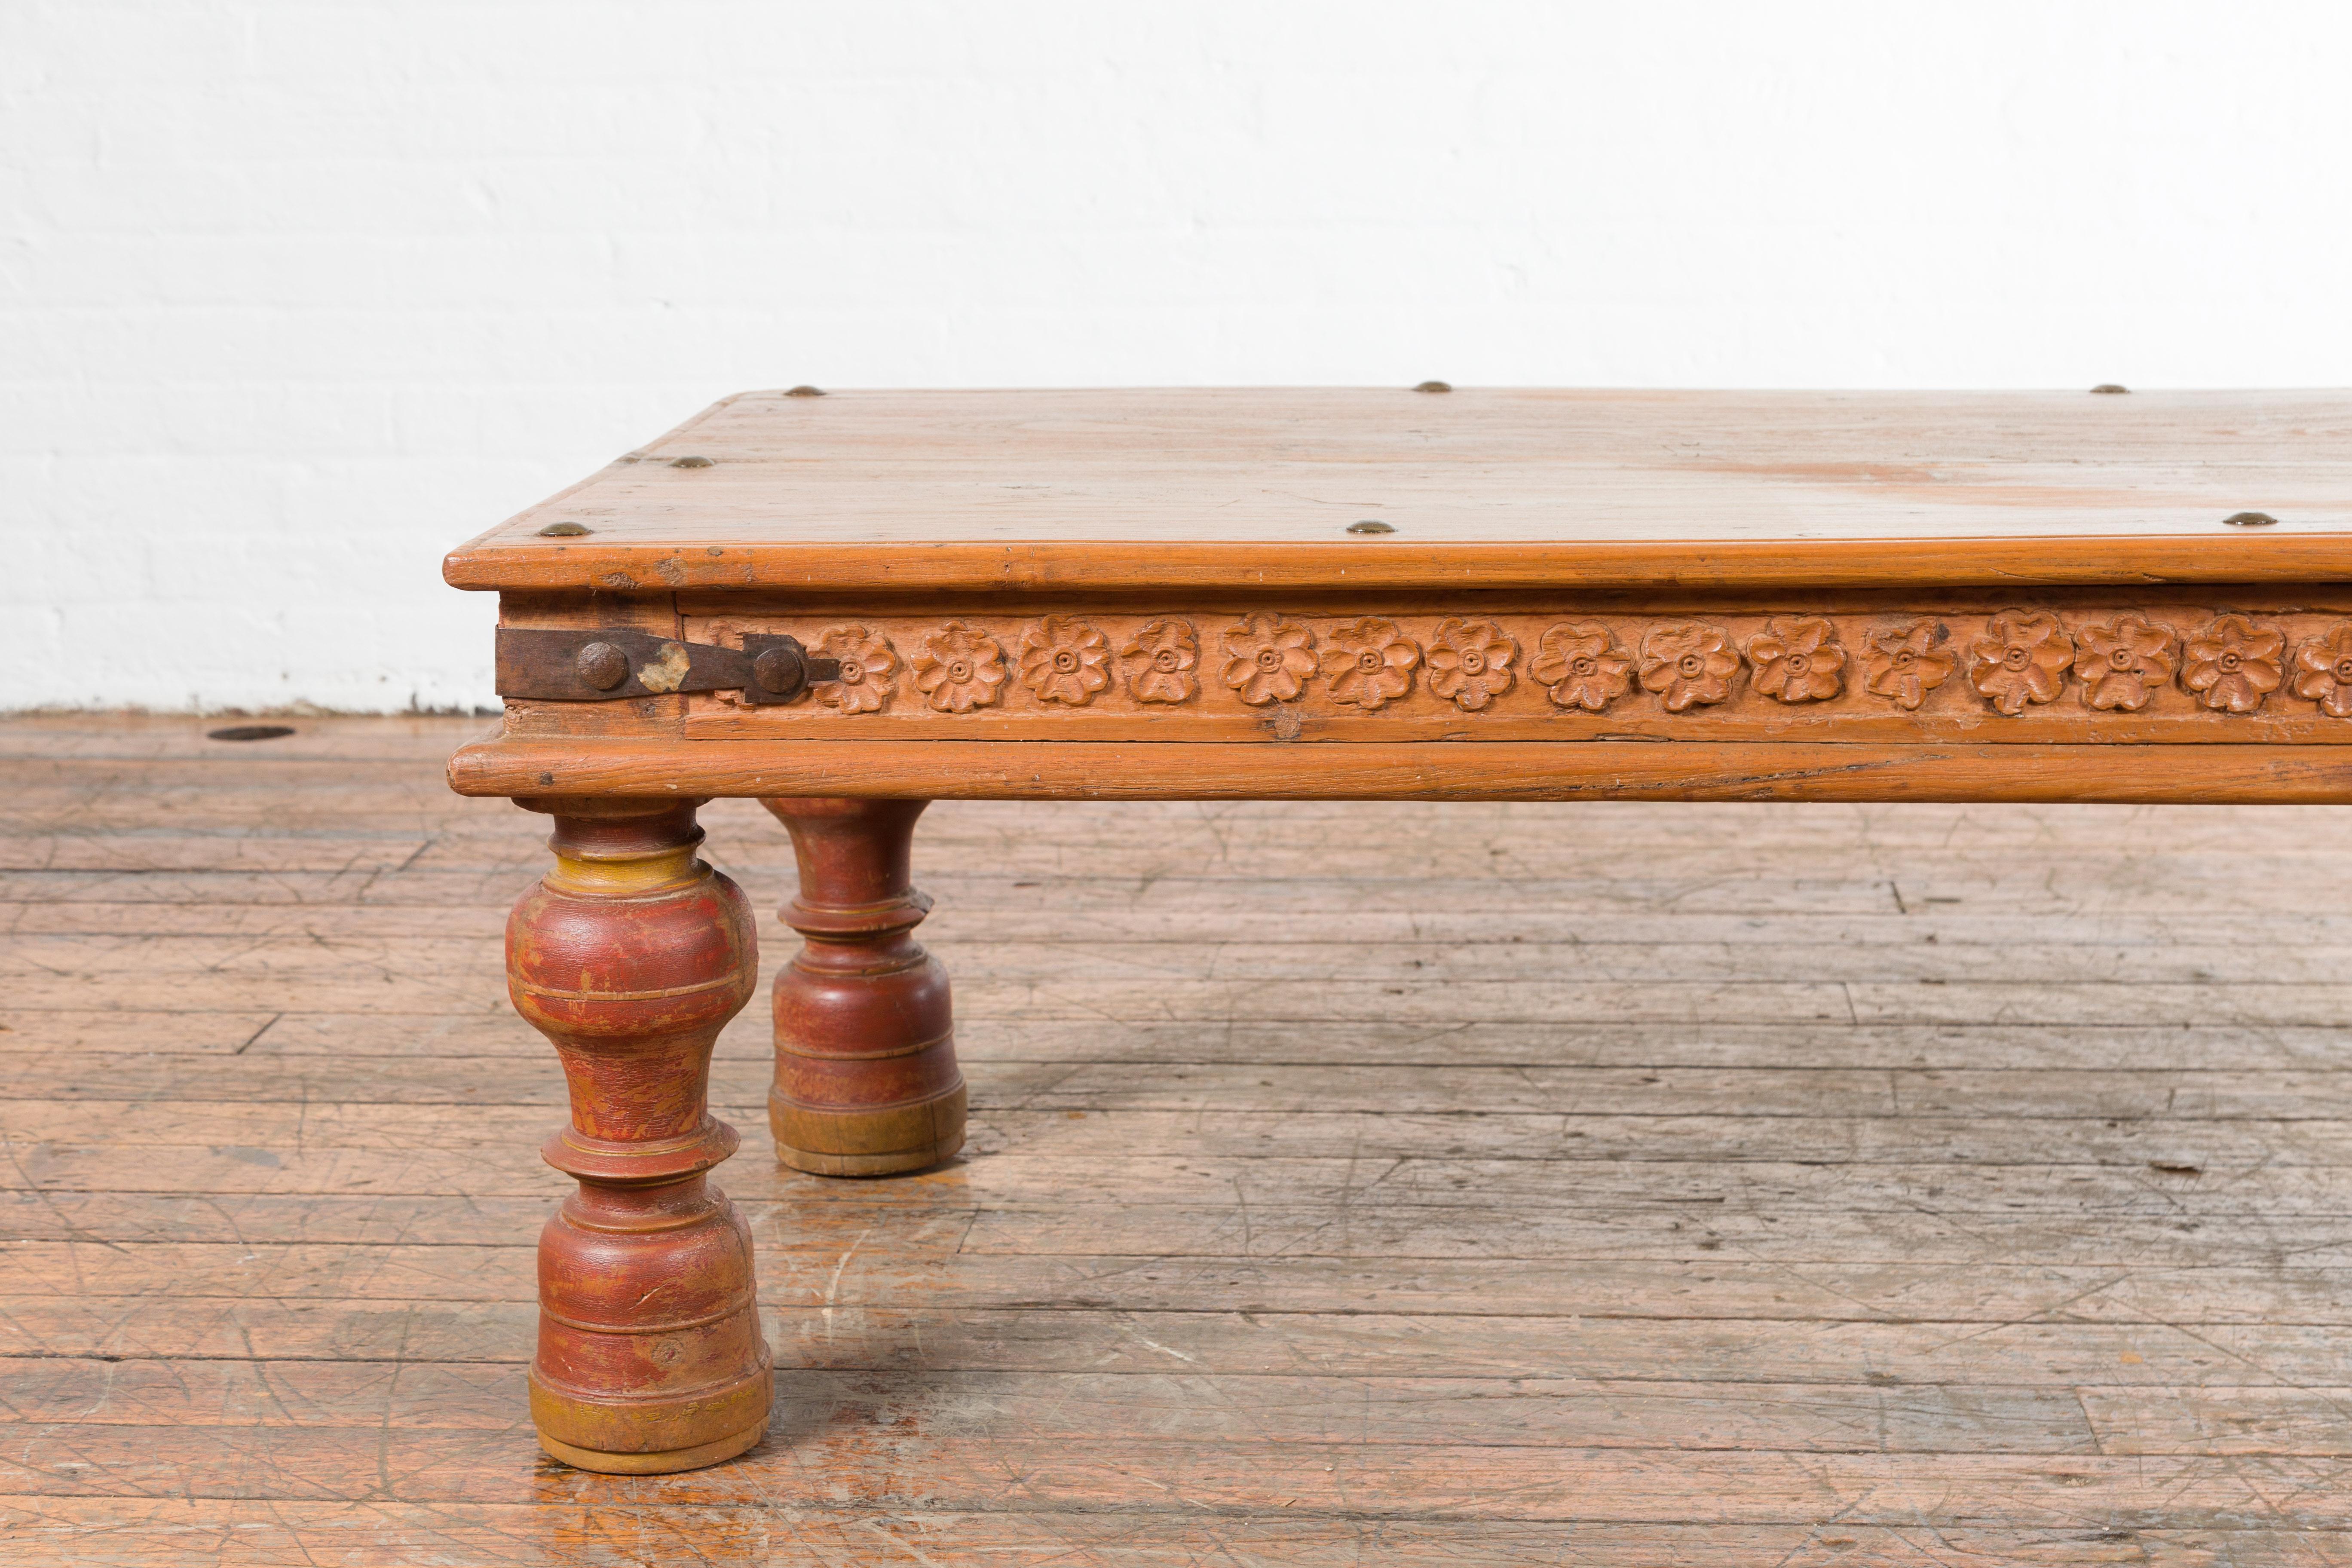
[5,714,2352,1566]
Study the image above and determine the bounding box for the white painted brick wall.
[6,1,2348,712]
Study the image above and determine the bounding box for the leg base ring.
[536,1418,767,1475]
[772,1081,967,1177]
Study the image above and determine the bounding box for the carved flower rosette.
[1320,618,1421,710]
[1863,622,1955,711]
[1746,617,1845,704]
[1018,616,1114,706]
[1969,611,2073,715]
[1121,619,1199,704]
[2292,622,2352,719]
[2072,616,2177,713]
[912,622,1008,713]
[1221,614,1315,705]
[813,624,898,714]
[1529,623,1633,712]
[2183,615,2285,714]
[1425,619,1517,711]
[1638,624,1740,712]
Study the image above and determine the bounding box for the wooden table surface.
[447,388,2352,591]
[10,714,2352,1564]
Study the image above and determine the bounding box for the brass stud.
[537,521,591,537]
[786,385,826,397]
[1415,380,1452,393]
[671,455,714,469]
[2091,384,2130,394]
[2222,511,2280,527]
[1347,520,1396,535]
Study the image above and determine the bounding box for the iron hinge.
[495,628,842,704]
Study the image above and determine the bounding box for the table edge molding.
[449,737,2352,805]
[444,536,2352,596]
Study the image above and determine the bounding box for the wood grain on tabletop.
[441,388,2352,591]
[7,712,2352,1563]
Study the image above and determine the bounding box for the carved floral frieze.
[1322,618,1421,711]
[1863,622,1955,711]
[912,622,1007,713]
[1969,611,2074,716]
[2292,622,2352,720]
[1123,619,1200,705]
[1018,616,1113,706]
[2073,616,2177,713]
[2183,615,2286,714]
[1747,617,1845,704]
[1427,619,1518,711]
[1639,624,1741,712]
[722,607,2348,723]
[814,625,898,714]
[1529,623,1633,712]
[1221,613,1315,705]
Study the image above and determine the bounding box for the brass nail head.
[786,385,826,397]
[537,521,591,537]
[2091,384,2130,394]
[671,455,714,468]
[2222,511,2279,527]
[1347,520,1396,535]
[1414,380,1452,394]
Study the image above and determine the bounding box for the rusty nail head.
[2091,384,2129,394]
[538,521,591,537]
[752,644,806,695]
[786,385,826,397]
[1348,520,1396,535]
[671,455,714,469]
[2223,511,2279,527]
[576,642,630,691]
[1415,380,1452,393]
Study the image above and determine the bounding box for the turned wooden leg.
[759,798,967,1176]
[505,799,773,1473]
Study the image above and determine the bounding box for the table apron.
[450,738,2352,804]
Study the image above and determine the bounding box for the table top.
[446,388,2352,591]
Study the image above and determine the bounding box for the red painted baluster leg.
[506,799,772,1473]
[758,798,967,1176]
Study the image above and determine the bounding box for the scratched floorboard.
[4,714,2352,1567]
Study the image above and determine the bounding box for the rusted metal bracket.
[496,628,841,704]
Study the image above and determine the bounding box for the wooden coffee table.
[444,387,2352,1474]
